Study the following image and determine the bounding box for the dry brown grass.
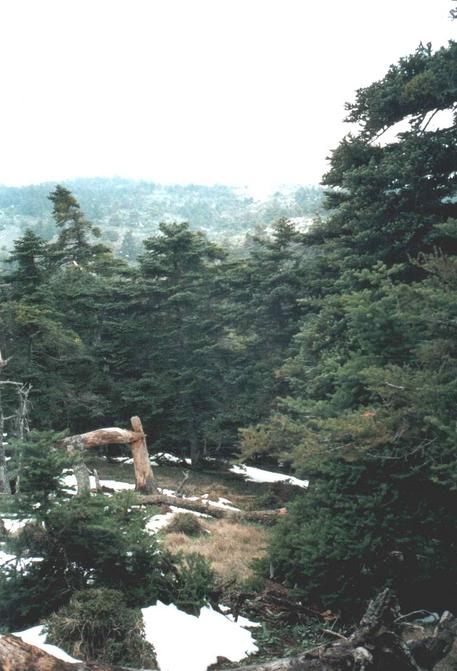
[162,518,270,583]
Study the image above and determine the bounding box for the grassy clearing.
[93,457,279,508]
[162,517,270,583]
[91,457,277,586]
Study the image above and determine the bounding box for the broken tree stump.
[129,416,156,494]
[60,416,157,494]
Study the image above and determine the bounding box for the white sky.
[0,0,454,194]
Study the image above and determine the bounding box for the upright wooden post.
[130,416,157,493]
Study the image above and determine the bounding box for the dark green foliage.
[308,41,457,283]
[242,39,457,619]
[173,553,216,614]
[0,487,215,630]
[268,459,457,618]
[46,588,155,666]
[9,431,71,507]
[0,441,217,630]
[5,230,49,295]
[48,185,109,266]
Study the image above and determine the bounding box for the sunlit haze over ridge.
[0,0,454,195]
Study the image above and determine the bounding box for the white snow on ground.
[146,506,211,534]
[199,494,239,511]
[146,511,177,533]
[109,456,134,464]
[98,479,135,491]
[0,549,43,570]
[1,518,32,534]
[152,452,190,464]
[0,550,17,566]
[230,464,309,488]
[60,473,135,492]
[10,625,80,663]
[142,601,258,671]
[159,488,240,512]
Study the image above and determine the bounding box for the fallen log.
[137,493,284,524]
[0,634,142,670]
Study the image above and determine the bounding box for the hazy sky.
[0,0,454,194]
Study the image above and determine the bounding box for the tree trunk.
[129,416,157,493]
[0,388,11,495]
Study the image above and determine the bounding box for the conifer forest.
[1,7,457,671]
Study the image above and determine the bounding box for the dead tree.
[61,416,157,494]
[1,590,455,670]
[0,349,31,494]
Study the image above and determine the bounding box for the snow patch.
[230,464,308,488]
[146,506,211,534]
[152,452,183,464]
[0,550,17,566]
[142,601,258,671]
[1,518,32,534]
[0,550,43,570]
[60,473,135,492]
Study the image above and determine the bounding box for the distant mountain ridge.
[0,177,323,257]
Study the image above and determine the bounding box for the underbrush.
[165,512,205,536]
[46,588,156,667]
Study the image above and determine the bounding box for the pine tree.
[48,185,108,266]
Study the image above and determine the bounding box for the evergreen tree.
[5,230,49,296]
[120,222,227,465]
[244,40,457,618]
[48,185,109,266]
[307,41,457,285]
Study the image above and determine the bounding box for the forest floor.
[3,456,457,670]
[93,457,296,584]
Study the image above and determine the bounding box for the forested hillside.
[0,179,323,259]
[1,36,457,671]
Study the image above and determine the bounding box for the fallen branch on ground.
[138,492,284,524]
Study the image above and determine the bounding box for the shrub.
[46,588,155,666]
[174,553,216,614]
[165,512,204,537]
[0,494,176,629]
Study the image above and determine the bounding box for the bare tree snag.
[129,416,156,493]
[61,417,157,494]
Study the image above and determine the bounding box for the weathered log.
[61,428,142,450]
[0,634,142,670]
[138,493,283,524]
